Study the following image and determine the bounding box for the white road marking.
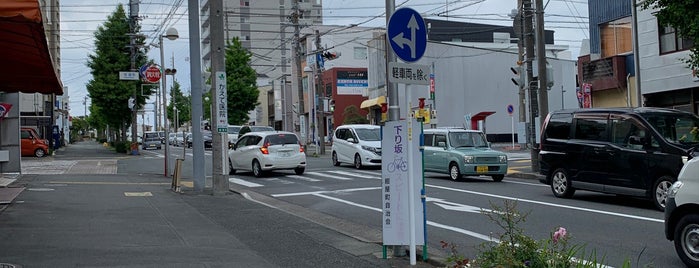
[426,184,663,223]
[505,180,548,187]
[287,175,321,182]
[306,172,353,180]
[229,178,263,188]
[327,170,379,179]
[271,187,380,197]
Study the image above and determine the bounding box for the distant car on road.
[228,131,305,177]
[142,132,162,150]
[20,127,49,157]
[185,131,212,149]
[331,124,381,169]
[228,125,242,146]
[423,128,507,181]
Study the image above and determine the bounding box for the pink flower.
[553,227,567,243]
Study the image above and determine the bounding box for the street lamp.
[160,27,179,177]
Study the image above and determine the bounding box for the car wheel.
[653,176,674,211]
[294,167,305,175]
[354,154,362,169]
[551,168,575,198]
[491,175,504,182]
[332,151,341,166]
[449,162,461,181]
[252,160,264,178]
[228,159,236,175]
[674,214,699,267]
[34,148,46,158]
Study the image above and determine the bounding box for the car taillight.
[299,142,304,153]
[260,142,270,154]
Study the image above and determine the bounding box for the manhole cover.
[0,263,22,268]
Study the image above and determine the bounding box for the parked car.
[423,128,507,181]
[331,124,381,169]
[173,132,186,146]
[665,156,699,267]
[157,131,166,144]
[228,125,242,146]
[185,131,212,149]
[142,132,161,150]
[539,107,699,211]
[228,131,306,177]
[20,127,49,157]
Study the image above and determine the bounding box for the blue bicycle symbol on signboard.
[387,157,409,172]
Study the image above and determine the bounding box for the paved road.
[0,141,437,267]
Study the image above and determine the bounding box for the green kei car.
[423,128,508,181]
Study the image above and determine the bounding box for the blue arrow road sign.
[388,8,427,62]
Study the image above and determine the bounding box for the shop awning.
[0,0,63,95]
[360,96,386,109]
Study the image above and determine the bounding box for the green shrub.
[113,141,130,153]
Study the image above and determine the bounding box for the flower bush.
[440,200,636,268]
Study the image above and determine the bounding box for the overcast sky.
[60,0,588,117]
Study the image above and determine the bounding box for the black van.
[539,107,699,211]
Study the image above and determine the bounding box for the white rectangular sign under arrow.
[388,62,430,85]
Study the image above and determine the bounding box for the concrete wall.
[637,7,697,95]
[0,93,21,173]
[405,42,578,136]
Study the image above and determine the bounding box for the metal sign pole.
[406,85,416,265]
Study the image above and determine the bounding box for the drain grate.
[0,263,22,268]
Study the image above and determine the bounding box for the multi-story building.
[20,0,65,147]
[579,0,697,112]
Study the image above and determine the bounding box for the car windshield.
[251,126,274,132]
[642,112,699,145]
[144,133,159,141]
[228,126,241,133]
[264,134,298,145]
[355,128,380,141]
[448,132,488,148]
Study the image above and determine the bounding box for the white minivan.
[331,124,381,169]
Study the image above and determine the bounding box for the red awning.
[0,0,63,95]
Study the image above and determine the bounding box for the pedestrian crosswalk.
[229,169,382,187]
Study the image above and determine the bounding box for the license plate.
[476,166,488,173]
[280,152,291,157]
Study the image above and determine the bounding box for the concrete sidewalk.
[0,141,436,267]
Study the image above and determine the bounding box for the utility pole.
[129,0,140,154]
[188,0,205,191]
[524,0,540,172]
[514,1,526,123]
[536,0,548,127]
[314,30,326,155]
[210,0,229,195]
[292,0,306,149]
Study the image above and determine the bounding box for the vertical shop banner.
[581,83,592,108]
[0,103,12,121]
[381,119,424,245]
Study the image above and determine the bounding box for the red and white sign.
[143,65,161,83]
[0,103,13,121]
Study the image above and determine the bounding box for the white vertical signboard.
[215,71,228,132]
[381,119,424,245]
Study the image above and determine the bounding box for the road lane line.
[306,172,353,181]
[271,187,379,197]
[229,178,263,187]
[426,184,663,223]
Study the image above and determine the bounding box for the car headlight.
[361,145,379,154]
[683,156,689,164]
[668,181,684,199]
[499,155,507,163]
[463,155,474,164]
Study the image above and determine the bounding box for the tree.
[342,105,369,124]
[224,37,259,125]
[167,80,191,129]
[85,4,152,141]
[641,1,699,70]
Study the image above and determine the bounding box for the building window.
[600,17,632,58]
[354,47,367,60]
[659,25,693,54]
[241,1,249,6]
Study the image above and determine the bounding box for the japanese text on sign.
[215,71,228,132]
[387,62,430,85]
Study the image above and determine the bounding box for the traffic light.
[322,51,340,60]
[329,99,335,112]
[380,103,388,122]
[510,66,524,87]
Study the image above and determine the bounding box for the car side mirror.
[347,138,356,143]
